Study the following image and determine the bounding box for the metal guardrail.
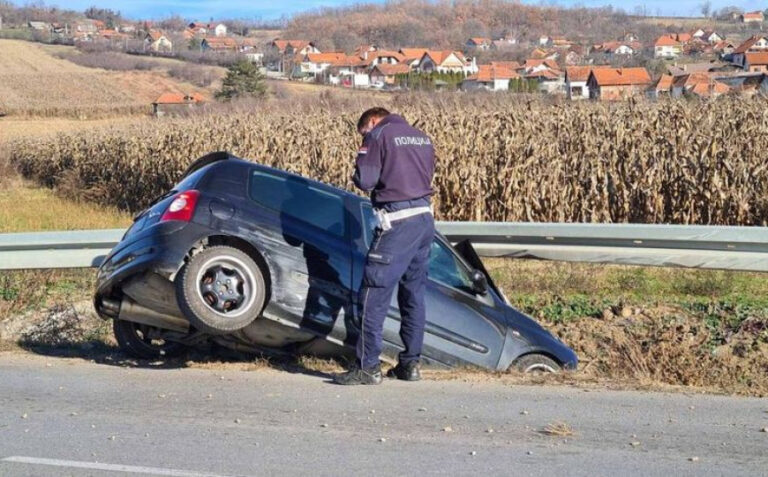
[1,223,768,272]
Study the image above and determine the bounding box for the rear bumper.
[94,222,212,316]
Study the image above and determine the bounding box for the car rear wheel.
[176,245,266,334]
[513,354,561,374]
[113,319,186,359]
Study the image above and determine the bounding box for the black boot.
[386,361,421,381]
[333,363,383,385]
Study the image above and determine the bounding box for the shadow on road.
[16,339,341,379]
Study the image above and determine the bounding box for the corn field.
[9,96,768,225]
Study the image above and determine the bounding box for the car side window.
[429,241,475,292]
[249,171,345,237]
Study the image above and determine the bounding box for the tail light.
[160,190,200,222]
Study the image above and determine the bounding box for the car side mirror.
[470,269,489,295]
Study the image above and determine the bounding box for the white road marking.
[1,456,249,477]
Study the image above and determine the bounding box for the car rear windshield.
[249,171,345,237]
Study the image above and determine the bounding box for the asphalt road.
[1,352,767,477]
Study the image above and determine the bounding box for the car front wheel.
[513,354,561,374]
[175,245,266,334]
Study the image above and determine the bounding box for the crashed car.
[94,152,577,373]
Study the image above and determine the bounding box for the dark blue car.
[94,153,577,373]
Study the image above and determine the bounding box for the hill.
[282,0,653,51]
[0,40,216,118]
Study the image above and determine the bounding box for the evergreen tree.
[216,60,267,101]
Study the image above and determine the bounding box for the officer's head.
[357,107,390,136]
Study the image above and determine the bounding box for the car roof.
[194,152,360,202]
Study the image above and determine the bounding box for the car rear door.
[243,170,354,344]
[353,203,507,369]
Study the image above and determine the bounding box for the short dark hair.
[357,107,390,132]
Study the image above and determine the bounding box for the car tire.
[513,354,561,374]
[175,245,266,335]
[113,319,186,359]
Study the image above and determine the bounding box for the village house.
[152,92,205,117]
[399,48,430,69]
[700,30,724,44]
[587,67,651,100]
[744,52,768,72]
[667,60,732,76]
[491,37,518,50]
[213,23,227,37]
[654,35,683,58]
[361,50,404,68]
[564,48,584,65]
[713,72,768,95]
[671,73,731,98]
[529,48,558,60]
[418,51,477,75]
[525,69,564,94]
[353,44,378,60]
[145,31,172,53]
[188,22,208,35]
[732,36,768,69]
[594,41,640,58]
[465,37,492,51]
[28,21,50,31]
[522,58,558,74]
[270,39,320,73]
[538,36,552,46]
[293,52,349,79]
[713,41,737,59]
[461,64,520,92]
[326,56,370,88]
[565,66,609,100]
[741,11,764,24]
[648,74,674,99]
[201,36,237,53]
[369,63,411,87]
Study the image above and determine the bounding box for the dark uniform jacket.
[353,114,435,207]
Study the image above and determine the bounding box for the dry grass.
[541,421,575,437]
[0,40,213,118]
[0,179,131,233]
[9,95,768,224]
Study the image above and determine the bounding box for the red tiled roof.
[468,37,491,45]
[689,81,730,97]
[745,52,768,66]
[272,39,312,53]
[526,69,562,80]
[523,58,558,70]
[590,67,651,86]
[653,74,674,91]
[734,36,767,54]
[423,50,465,65]
[565,65,610,82]
[655,35,681,47]
[743,11,764,20]
[468,64,520,82]
[399,48,429,59]
[490,61,521,70]
[147,30,165,41]
[153,92,205,105]
[304,52,348,64]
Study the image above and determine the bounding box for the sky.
[15,0,768,20]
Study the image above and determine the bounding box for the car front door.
[352,203,507,369]
[244,170,354,344]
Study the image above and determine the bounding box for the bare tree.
[700,1,712,18]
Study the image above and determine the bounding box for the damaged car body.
[94,152,577,373]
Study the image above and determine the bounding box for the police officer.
[334,107,436,385]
